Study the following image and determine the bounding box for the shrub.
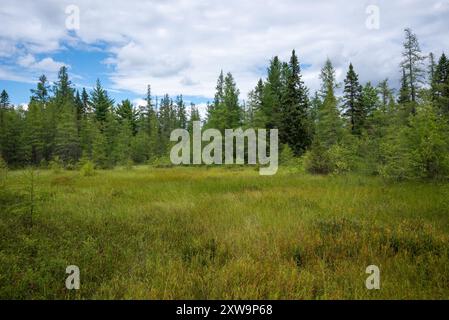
[279,144,296,166]
[151,156,174,168]
[303,142,333,174]
[304,142,354,175]
[80,160,95,177]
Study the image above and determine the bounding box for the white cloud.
[1,0,449,99]
[17,54,66,73]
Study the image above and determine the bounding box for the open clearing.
[1,167,448,299]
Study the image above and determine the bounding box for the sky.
[1,0,449,114]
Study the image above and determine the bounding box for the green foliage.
[380,105,449,180]
[90,79,114,123]
[49,156,63,174]
[151,155,174,168]
[0,154,7,187]
[279,144,296,166]
[343,63,363,135]
[80,160,95,177]
[1,167,449,299]
[279,50,311,155]
[304,142,355,175]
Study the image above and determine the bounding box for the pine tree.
[360,82,380,131]
[433,53,449,115]
[343,63,363,135]
[188,103,201,134]
[262,57,283,129]
[0,90,10,130]
[315,83,343,149]
[175,95,187,129]
[54,66,74,106]
[377,79,395,112]
[81,88,90,113]
[214,70,225,109]
[249,79,265,128]
[206,71,225,129]
[279,50,311,155]
[30,75,50,103]
[116,99,138,133]
[223,72,241,129]
[400,28,425,107]
[158,94,174,154]
[319,58,338,98]
[90,79,114,123]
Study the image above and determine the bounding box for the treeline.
[0,28,448,179]
[0,71,201,169]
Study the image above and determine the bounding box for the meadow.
[1,166,449,299]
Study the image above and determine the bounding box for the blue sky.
[1,0,449,112]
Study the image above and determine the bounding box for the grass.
[1,166,449,299]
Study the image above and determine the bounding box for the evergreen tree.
[0,90,10,138]
[30,75,50,103]
[319,58,338,98]
[249,79,265,127]
[262,57,283,129]
[398,67,411,104]
[188,103,201,134]
[279,50,311,155]
[433,53,449,115]
[116,99,138,133]
[377,79,395,112]
[315,83,343,149]
[81,88,90,113]
[54,103,81,165]
[24,100,45,165]
[400,28,425,106]
[92,123,108,168]
[343,63,364,135]
[90,79,114,123]
[54,66,74,106]
[114,119,133,165]
[175,95,187,129]
[223,72,241,129]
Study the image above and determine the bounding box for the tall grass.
[1,166,448,299]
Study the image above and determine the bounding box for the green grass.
[1,166,449,299]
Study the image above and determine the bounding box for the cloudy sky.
[1,0,449,110]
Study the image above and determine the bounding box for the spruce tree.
[175,95,187,129]
[343,63,363,135]
[433,53,449,115]
[90,79,114,123]
[223,72,241,129]
[280,50,311,155]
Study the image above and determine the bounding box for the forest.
[0,28,448,180]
